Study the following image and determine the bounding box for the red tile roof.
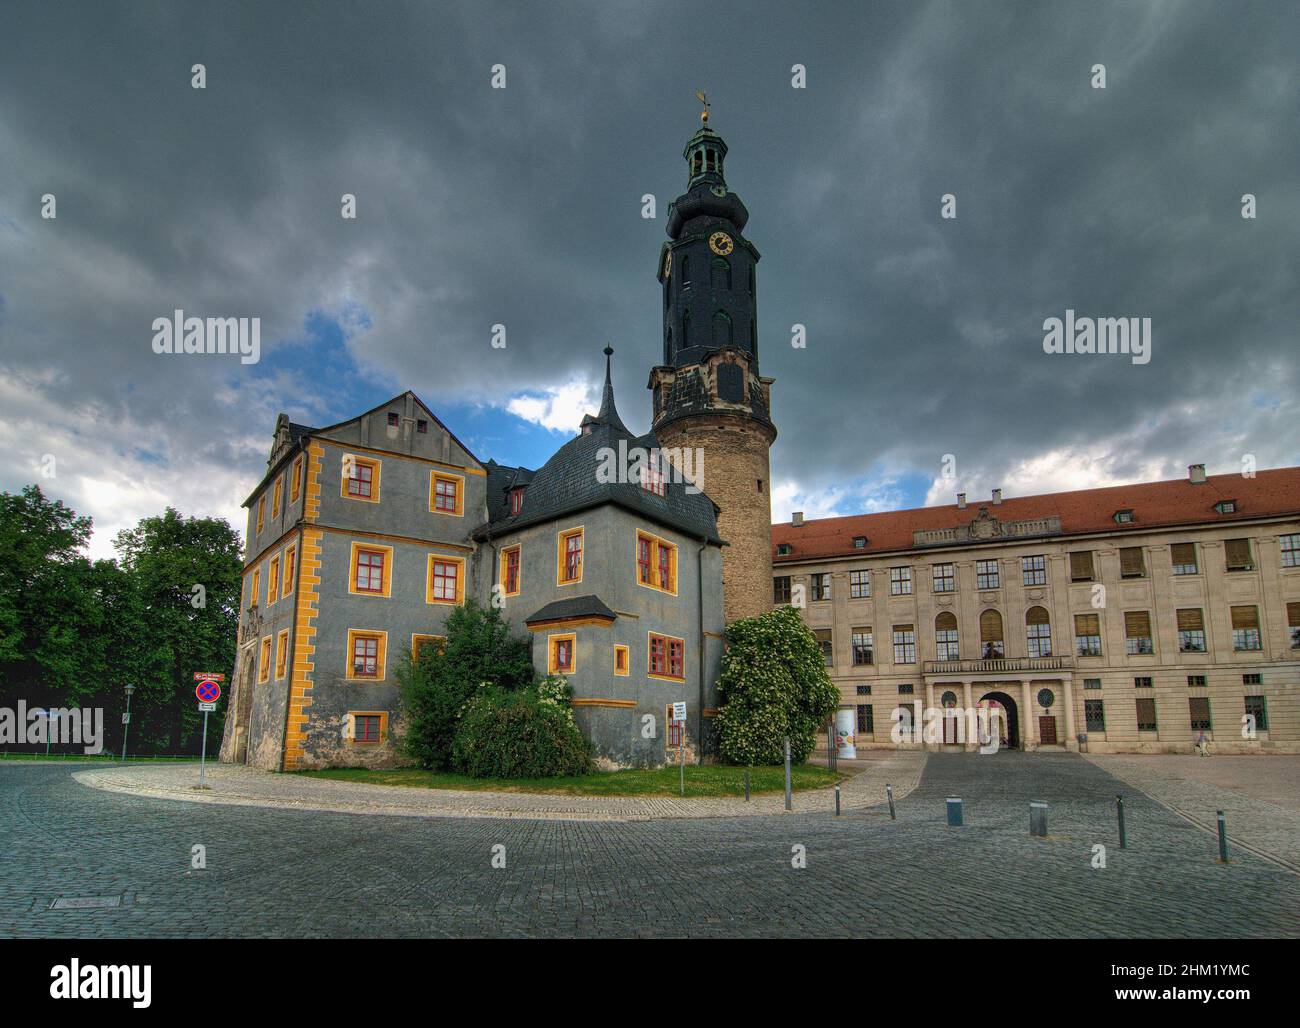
[772,467,1300,563]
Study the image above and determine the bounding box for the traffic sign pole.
[193,676,222,788]
[199,707,210,787]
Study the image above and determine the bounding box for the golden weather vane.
[695,89,710,125]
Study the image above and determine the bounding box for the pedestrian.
[1195,730,1210,756]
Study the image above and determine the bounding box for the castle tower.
[648,100,776,623]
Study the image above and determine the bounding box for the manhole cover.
[49,896,122,910]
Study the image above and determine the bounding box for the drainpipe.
[697,535,708,764]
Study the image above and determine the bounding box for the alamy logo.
[1042,309,1151,365]
[595,441,704,494]
[50,960,151,1008]
[0,701,103,754]
[151,309,261,364]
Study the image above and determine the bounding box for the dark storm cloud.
[0,0,1296,547]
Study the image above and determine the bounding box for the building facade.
[773,465,1300,754]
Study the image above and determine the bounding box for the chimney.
[957,492,967,510]
[992,488,1002,505]
[792,511,804,527]
[1188,463,1206,484]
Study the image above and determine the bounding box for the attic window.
[641,461,666,497]
[510,488,525,516]
[1114,509,1134,524]
[852,536,867,549]
[776,543,792,557]
[417,419,428,434]
[1214,499,1237,514]
[387,412,399,427]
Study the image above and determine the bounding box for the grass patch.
[297,763,842,798]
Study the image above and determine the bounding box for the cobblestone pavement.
[1086,755,1300,873]
[2,754,1296,938]
[69,749,926,822]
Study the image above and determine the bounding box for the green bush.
[451,686,594,778]
[396,599,535,770]
[713,605,840,766]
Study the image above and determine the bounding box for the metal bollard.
[1116,795,1127,849]
[1216,810,1230,863]
[783,737,792,811]
[1030,800,1048,837]
[835,784,841,816]
[946,796,963,826]
[886,783,896,820]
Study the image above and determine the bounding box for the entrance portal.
[977,690,1020,750]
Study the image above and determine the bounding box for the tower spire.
[595,344,627,434]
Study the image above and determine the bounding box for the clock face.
[662,250,672,278]
[708,231,734,256]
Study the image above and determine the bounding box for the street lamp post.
[121,684,136,763]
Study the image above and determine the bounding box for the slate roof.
[772,467,1300,562]
[477,349,724,545]
[524,594,617,626]
[287,422,314,445]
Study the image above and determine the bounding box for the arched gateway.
[977,690,1020,750]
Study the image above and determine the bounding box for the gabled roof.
[311,389,484,470]
[772,467,1300,562]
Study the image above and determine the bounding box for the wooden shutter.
[1026,605,1050,626]
[1070,551,1095,580]
[935,611,958,632]
[1075,613,1100,636]
[1230,605,1259,630]
[1119,547,1146,577]
[1170,542,1196,567]
[1287,601,1300,627]
[1176,608,1204,631]
[1225,538,1252,569]
[979,610,1003,642]
[1124,611,1152,638]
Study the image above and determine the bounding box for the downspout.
[697,535,707,763]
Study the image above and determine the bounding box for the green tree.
[397,598,535,769]
[713,605,840,765]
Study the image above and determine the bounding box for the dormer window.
[1114,509,1134,524]
[509,487,525,516]
[852,536,867,549]
[776,543,792,557]
[641,461,666,497]
[1214,499,1237,514]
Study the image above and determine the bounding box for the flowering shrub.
[714,605,840,765]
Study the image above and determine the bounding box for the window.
[976,559,1000,590]
[272,475,283,518]
[267,555,280,605]
[549,634,576,675]
[897,683,915,695]
[1069,551,1095,582]
[856,704,873,735]
[776,543,792,557]
[892,625,916,665]
[640,458,667,496]
[1021,555,1046,586]
[1026,606,1052,657]
[1187,675,1207,687]
[1189,697,1212,731]
[855,685,872,696]
[417,419,428,433]
[1136,698,1157,732]
[811,573,831,601]
[1114,509,1134,524]
[1075,613,1102,656]
[1289,601,1300,648]
[1170,542,1198,575]
[258,636,272,683]
[347,630,387,680]
[552,527,584,585]
[387,412,399,427]
[1119,546,1146,579]
[500,545,521,596]
[979,609,1004,659]
[1134,677,1153,689]
[282,546,296,598]
[814,629,833,667]
[290,455,302,503]
[635,531,677,594]
[1244,695,1268,732]
[851,630,874,666]
[852,536,867,549]
[250,568,260,609]
[1083,678,1102,690]
[412,635,445,662]
[275,629,289,679]
[849,570,870,598]
[1230,605,1261,650]
[509,487,526,516]
[890,566,912,596]
[614,645,629,676]
[1280,533,1300,567]
[430,472,464,516]
[1214,499,1237,514]
[1224,538,1254,572]
[353,714,382,743]
[350,543,392,597]
[773,576,791,604]
[343,455,380,501]
[1124,611,1153,655]
[1177,608,1206,652]
[427,556,464,605]
[935,612,959,661]
[1084,699,1105,733]
[256,495,266,534]
[1243,673,1261,685]
[648,633,685,680]
[932,563,955,592]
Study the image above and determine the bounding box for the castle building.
[220,113,759,772]
[773,466,1300,754]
